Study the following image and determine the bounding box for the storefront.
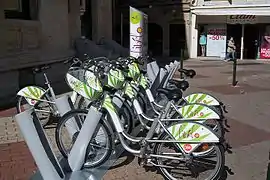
[190,4,270,60]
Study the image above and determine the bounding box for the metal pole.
[232,57,237,86]
[240,24,244,60]
[120,12,123,46]
[180,49,184,79]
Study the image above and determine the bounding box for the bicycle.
[16,65,60,126]
[55,62,226,180]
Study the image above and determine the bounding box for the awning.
[191,4,270,16]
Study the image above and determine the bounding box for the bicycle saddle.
[33,65,51,73]
[178,68,196,78]
[168,79,189,91]
[156,88,183,101]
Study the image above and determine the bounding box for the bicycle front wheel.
[55,109,113,168]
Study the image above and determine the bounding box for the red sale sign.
[260,48,270,59]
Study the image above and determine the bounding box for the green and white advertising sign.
[129,6,148,58]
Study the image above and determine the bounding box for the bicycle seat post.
[44,73,57,101]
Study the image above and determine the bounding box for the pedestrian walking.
[224,37,236,61]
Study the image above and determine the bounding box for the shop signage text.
[227,15,257,24]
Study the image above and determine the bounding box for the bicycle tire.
[55,109,113,168]
[16,95,53,127]
[154,129,225,180]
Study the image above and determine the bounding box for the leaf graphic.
[83,83,91,98]
[174,123,188,139]
[191,133,210,141]
[181,106,185,116]
[171,125,176,136]
[23,91,32,98]
[187,95,191,102]
[27,87,38,98]
[178,124,199,141]
[196,94,207,103]
[205,100,213,104]
[34,87,39,97]
[187,105,204,118]
[190,94,198,103]
[200,112,212,118]
[185,105,195,117]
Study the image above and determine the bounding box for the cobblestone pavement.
[1,59,270,180]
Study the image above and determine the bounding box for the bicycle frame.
[103,95,220,158]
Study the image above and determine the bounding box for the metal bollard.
[232,57,238,86]
[55,95,79,139]
[180,49,184,79]
[15,109,64,180]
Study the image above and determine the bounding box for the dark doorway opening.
[169,24,186,57]
[244,24,259,59]
[227,24,242,59]
[148,23,163,56]
[80,0,92,39]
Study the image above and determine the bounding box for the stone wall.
[92,0,113,42]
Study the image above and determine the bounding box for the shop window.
[4,0,39,20]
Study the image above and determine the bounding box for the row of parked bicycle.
[16,55,229,180]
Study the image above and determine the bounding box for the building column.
[68,0,81,46]
[91,0,112,42]
[39,0,70,51]
[190,13,198,59]
[240,24,245,60]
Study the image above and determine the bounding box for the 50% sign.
[209,35,225,41]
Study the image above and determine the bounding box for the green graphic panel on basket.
[124,82,137,99]
[107,69,125,89]
[17,86,46,106]
[66,70,103,101]
[102,94,117,113]
[138,74,148,89]
[184,93,220,106]
[168,122,219,153]
[177,104,220,120]
[127,62,140,80]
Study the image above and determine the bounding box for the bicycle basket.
[105,68,125,89]
[66,68,103,101]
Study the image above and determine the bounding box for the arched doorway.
[148,23,163,56]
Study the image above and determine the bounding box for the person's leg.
[232,51,236,60]
[224,52,229,61]
[201,45,205,56]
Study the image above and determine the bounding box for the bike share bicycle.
[55,59,226,180]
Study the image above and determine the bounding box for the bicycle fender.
[17,86,46,106]
[177,103,220,120]
[183,93,220,106]
[168,121,219,153]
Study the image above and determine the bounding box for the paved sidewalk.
[1,59,270,180]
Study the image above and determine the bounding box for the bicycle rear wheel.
[17,95,52,127]
[154,132,225,180]
[55,109,113,168]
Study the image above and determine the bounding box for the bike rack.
[55,95,79,138]
[23,94,142,180]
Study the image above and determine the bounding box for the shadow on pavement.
[108,151,135,170]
